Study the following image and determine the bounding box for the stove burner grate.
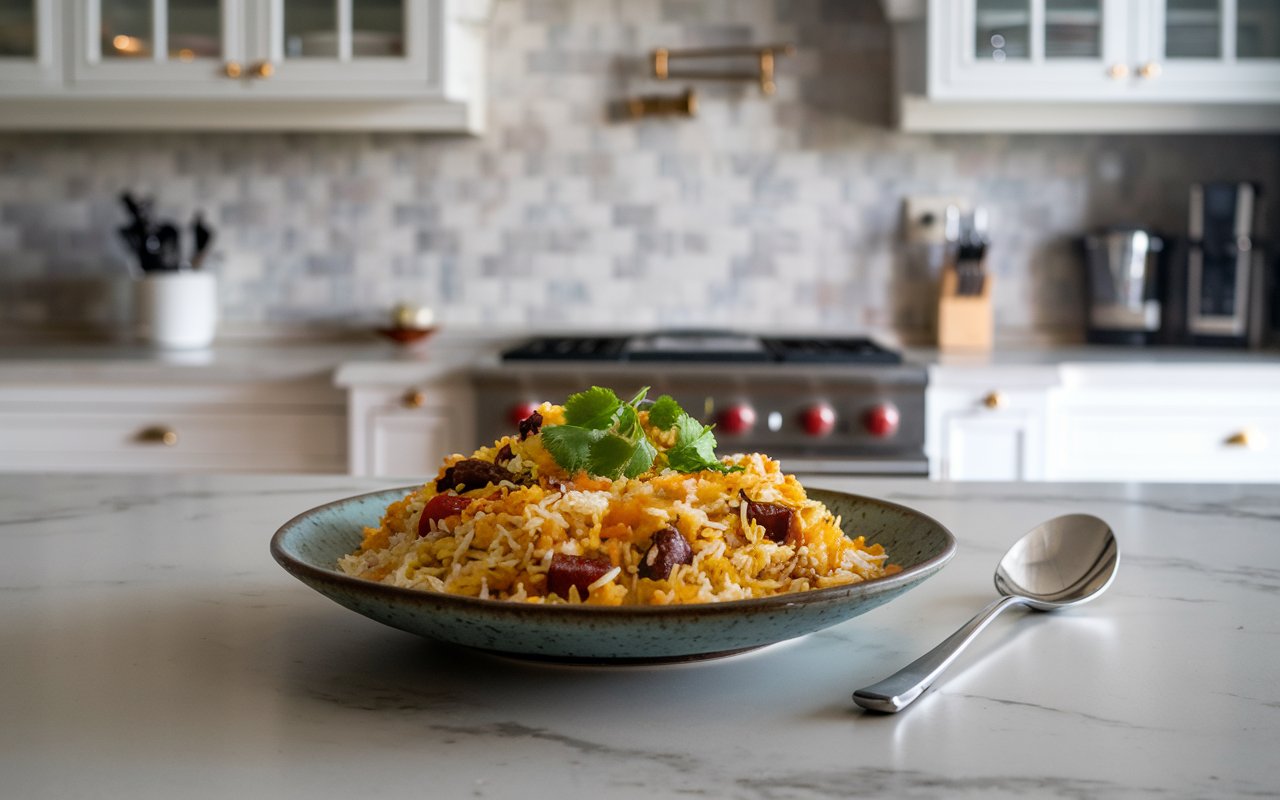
[501,334,902,365]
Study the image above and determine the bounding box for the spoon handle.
[853,594,1025,713]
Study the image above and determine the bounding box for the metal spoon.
[853,514,1119,713]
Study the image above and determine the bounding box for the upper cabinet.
[886,0,1280,131]
[0,0,59,91]
[0,0,490,132]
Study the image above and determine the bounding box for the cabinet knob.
[1225,429,1258,449]
[1106,63,1129,79]
[224,61,243,78]
[137,426,179,446]
[1138,61,1162,79]
[403,390,427,409]
[982,391,1005,410]
[249,61,275,79]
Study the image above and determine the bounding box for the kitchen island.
[2,474,1278,799]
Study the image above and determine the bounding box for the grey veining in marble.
[2,474,1279,798]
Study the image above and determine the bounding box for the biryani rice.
[338,403,899,605]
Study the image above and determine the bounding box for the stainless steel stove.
[474,332,928,477]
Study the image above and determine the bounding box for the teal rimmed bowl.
[271,487,956,663]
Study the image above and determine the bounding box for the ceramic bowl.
[271,487,957,663]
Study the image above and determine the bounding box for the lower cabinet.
[0,378,346,473]
[343,379,474,478]
[1046,365,1280,483]
[929,362,1280,483]
[927,367,1054,481]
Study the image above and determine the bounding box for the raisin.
[518,410,543,441]
[546,554,613,600]
[494,444,514,466]
[740,490,794,543]
[638,527,693,580]
[436,459,516,493]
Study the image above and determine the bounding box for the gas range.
[475,332,928,476]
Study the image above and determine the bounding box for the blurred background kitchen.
[1,0,1278,483]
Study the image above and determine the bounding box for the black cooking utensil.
[156,223,181,271]
[191,212,214,269]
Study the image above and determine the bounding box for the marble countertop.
[3,474,1278,799]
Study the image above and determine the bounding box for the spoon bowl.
[853,513,1119,713]
[995,513,1119,610]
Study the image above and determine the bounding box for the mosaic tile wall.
[1,0,1277,341]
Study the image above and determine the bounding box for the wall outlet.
[902,195,970,244]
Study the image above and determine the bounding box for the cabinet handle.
[1106,63,1129,79]
[1138,62,1162,79]
[137,426,179,446]
[982,391,1005,410]
[249,61,275,79]
[1224,430,1257,449]
[224,61,243,78]
[403,390,427,409]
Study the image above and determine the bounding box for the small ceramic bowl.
[271,487,956,663]
[374,326,437,346]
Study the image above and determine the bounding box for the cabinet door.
[929,388,1047,481]
[1133,0,1280,101]
[929,0,1128,99]
[72,0,248,94]
[348,384,472,478]
[0,0,60,93]
[244,0,441,97]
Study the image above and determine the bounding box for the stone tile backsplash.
[1,0,1277,341]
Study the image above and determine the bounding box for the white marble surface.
[3,474,1278,798]
[0,331,501,385]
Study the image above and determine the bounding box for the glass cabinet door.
[0,0,58,90]
[931,0,1122,99]
[73,0,246,92]
[1141,0,1280,101]
[247,0,437,96]
[1234,0,1280,59]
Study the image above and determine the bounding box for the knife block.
[937,268,993,351]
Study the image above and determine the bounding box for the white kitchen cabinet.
[344,380,473,478]
[0,0,489,131]
[1046,364,1280,482]
[0,0,60,93]
[930,0,1280,102]
[926,365,1056,481]
[887,0,1280,130]
[0,377,347,473]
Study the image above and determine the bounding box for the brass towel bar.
[652,44,794,95]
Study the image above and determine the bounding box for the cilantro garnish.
[538,387,740,479]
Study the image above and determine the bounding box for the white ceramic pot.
[135,272,218,349]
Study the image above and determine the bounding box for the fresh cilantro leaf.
[623,437,657,478]
[666,413,740,473]
[563,386,621,430]
[541,386,738,478]
[615,404,641,440]
[587,433,635,479]
[647,395,682,430]
[539,424,601,474]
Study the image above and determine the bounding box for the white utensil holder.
[135,272,218,349]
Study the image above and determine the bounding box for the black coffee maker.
[1184,182,1264,347]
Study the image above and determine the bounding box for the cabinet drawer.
[0,410,346,473]
[1053,411,1280,483]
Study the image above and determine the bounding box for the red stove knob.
[800,403,837,437]
[717,404,757,435]
[508,401,542,428]
[863,403,900,438]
